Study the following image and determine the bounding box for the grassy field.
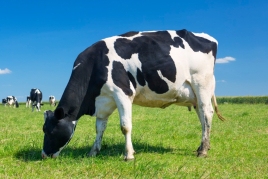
[0,102,267,178]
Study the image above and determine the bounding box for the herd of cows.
[2,88,57,111]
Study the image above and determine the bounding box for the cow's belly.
[133,81,196,108]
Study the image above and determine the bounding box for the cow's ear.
[54,107,65,120]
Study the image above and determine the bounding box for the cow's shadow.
[15,142,191,162]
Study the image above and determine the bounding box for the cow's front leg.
[31,103,35,112]
[88,118,108,157]
[36,103,41,111]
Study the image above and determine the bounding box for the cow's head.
[42,107,76,158]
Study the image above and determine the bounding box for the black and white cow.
[26,96,31,108]
[30,88,42,111]
[5,96,19,108]
[49,96,56,106]
[42,29,226,160]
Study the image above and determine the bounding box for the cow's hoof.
[197,152,207,158]
[124,156,135,161]
[87,153,96,158]
[88,151,98,156]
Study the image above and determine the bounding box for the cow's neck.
[57,60,94,121]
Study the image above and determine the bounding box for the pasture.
[0,102,267,178]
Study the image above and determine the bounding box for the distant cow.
[30,88,42,111]
[5,96,19,108]
[42,29,226,160]
[26,96,31,108]
[49,96,56,106]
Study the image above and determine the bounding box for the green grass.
[0,103,267,178]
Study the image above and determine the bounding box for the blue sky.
[1,0,268,102]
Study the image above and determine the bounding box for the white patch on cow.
[35,89,41,94]
[193,32,218,44]
[49,95,56,106]
[5,96,17,107]
[125,53,141,71]
[73,63,81,70]
[156,70,172,84]
[168,30,179,41]
[176,81,197,106]
[170,35,215,75]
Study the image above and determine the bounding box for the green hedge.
[17,97,268,106]
[217,96,268,104]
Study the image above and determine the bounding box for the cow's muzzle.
[41,150,59,159]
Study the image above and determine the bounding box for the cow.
[30,88,43,112]
[42,29,226,160]
[49,96,56,106]
[5,96,19,108]
[26,96,31,107]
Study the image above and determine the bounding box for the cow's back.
[98,30,217,108]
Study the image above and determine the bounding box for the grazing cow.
[49,96,56,106]
[26,96,31,107]
[5,96,19,108]
[42,29,226,160]
[30,88,42,111]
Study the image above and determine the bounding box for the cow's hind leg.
[191,74,215,157]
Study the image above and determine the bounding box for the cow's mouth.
[41,150,59,159]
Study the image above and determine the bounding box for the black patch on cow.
[119,31,139,37]
[136,68,145,86]
[176,29,217,59]
[112,61,133,96]
[2,99,6,104]
[127,72,136,89]
[114,30,177,94]
[114,38,136,59]
[173,37,185,49]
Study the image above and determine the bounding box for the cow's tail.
[212,94,226,121]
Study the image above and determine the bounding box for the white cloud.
[216,56,235,64]
[0,68,12,75]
